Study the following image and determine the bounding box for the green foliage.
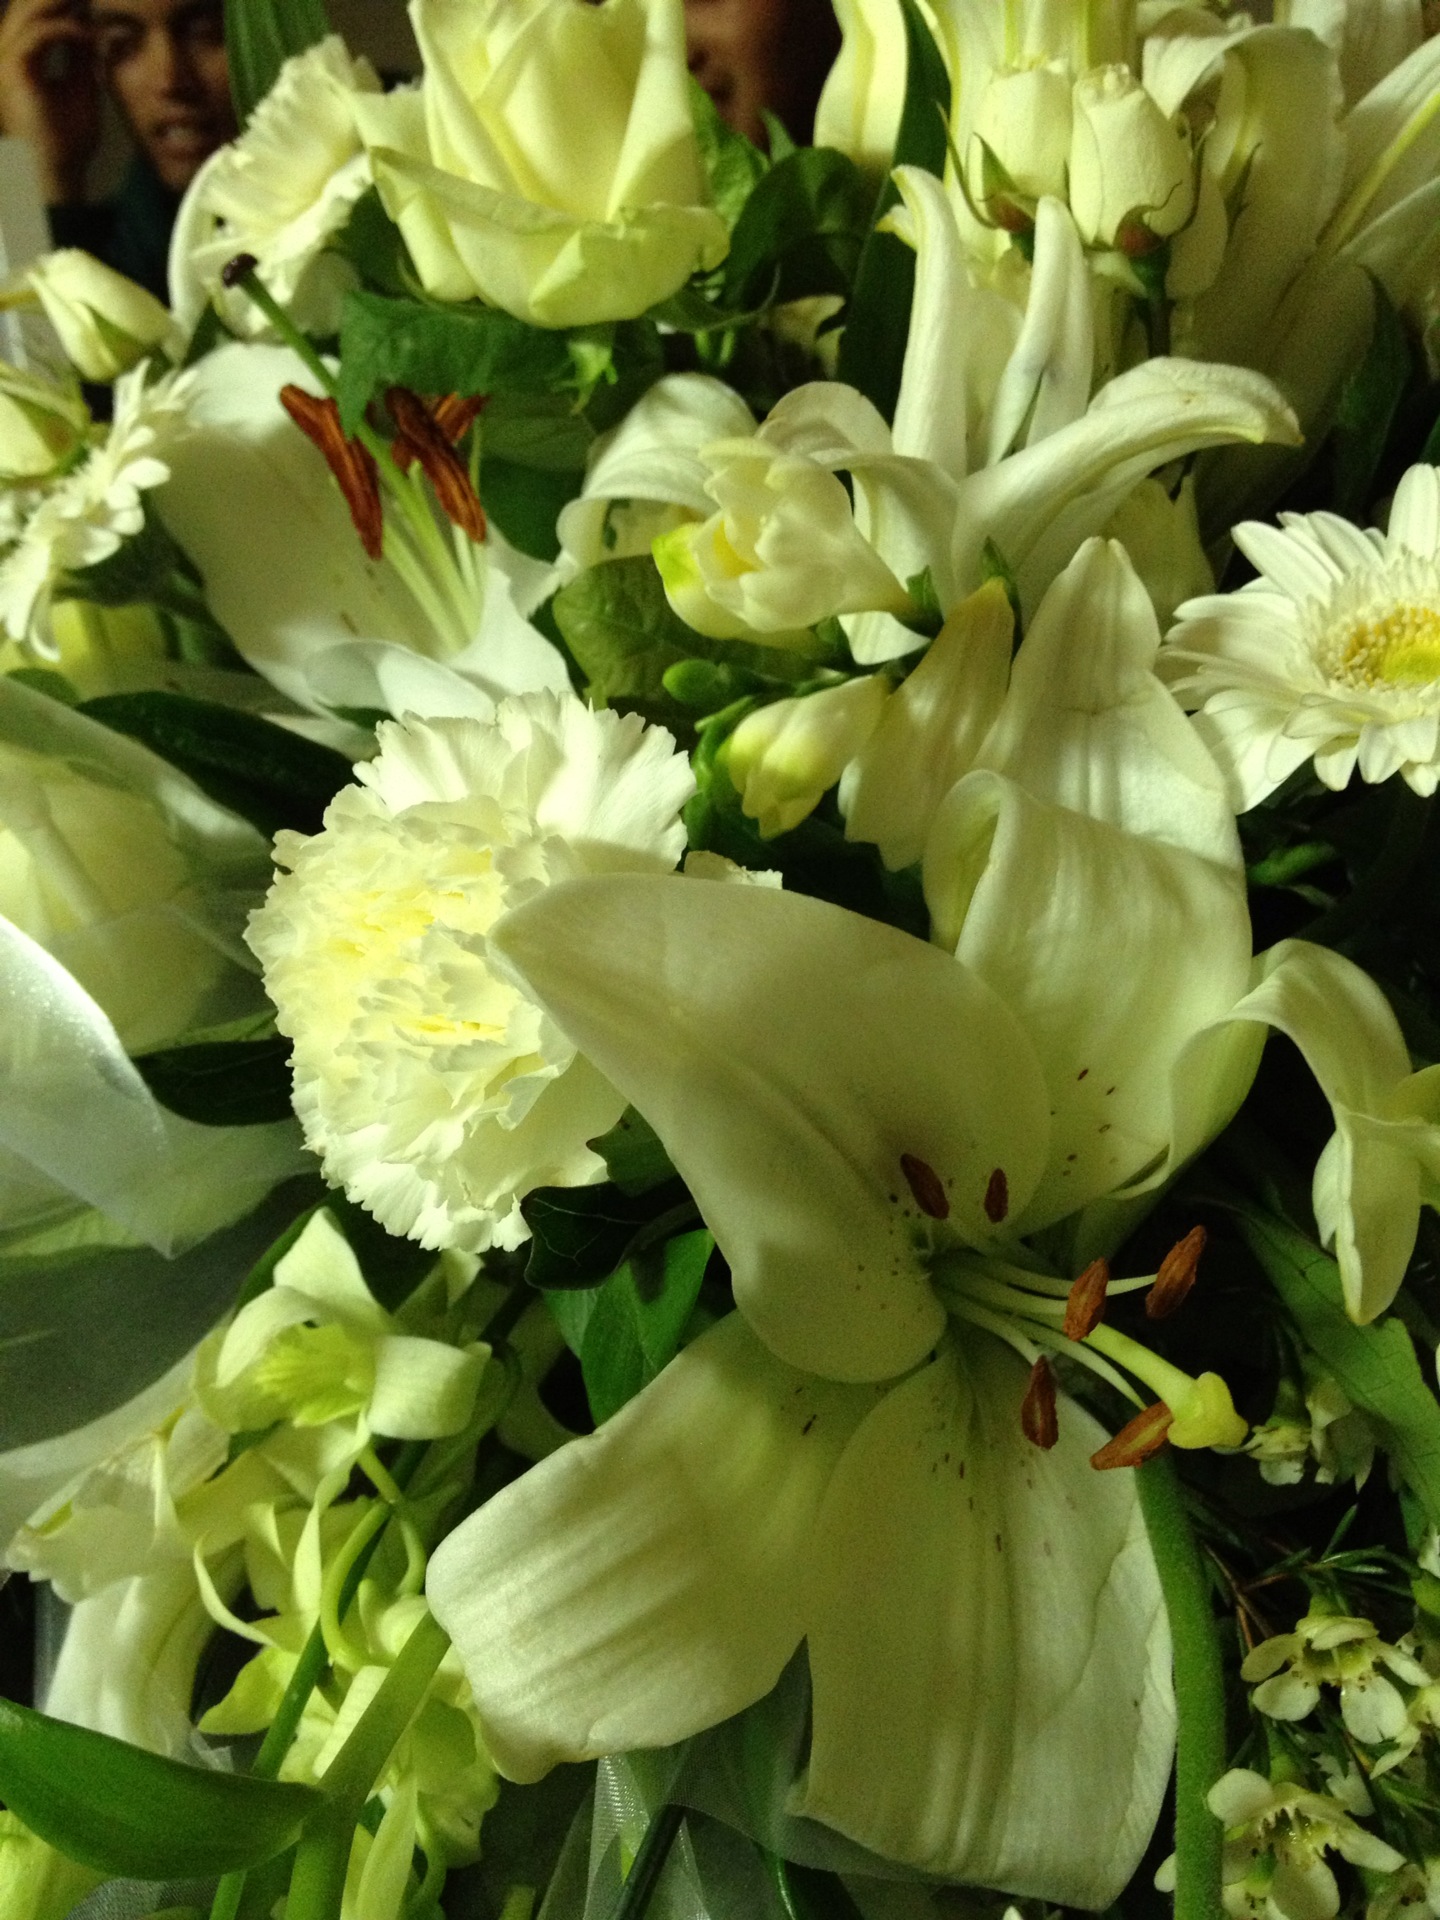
[588,1108,679,1197]
[336,293,574,435]
[520,1178,694,1290]
[721,148,872,312]
[131,1036,293,1127]
[1332,280,1412,520]
[0,1697,321,1878]
[1236,1206,1440,1532]
[690,80,769,230]
[552,557,809,729]
[79,691,354,838]
[546,1230,713,1424]
[224,0,330,126]
[836,0,951,419]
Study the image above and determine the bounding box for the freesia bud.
[0,361,88,481]
[653,442,910,642]
[726,676,890,837]
[970,64,1072,210]
[1068,67,1194,249]
[21,251,176,381]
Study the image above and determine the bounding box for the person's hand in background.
[0,0,101,203]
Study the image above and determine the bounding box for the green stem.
[1137,1453,1226,1920]
[284,1611,451,1920]
[609,1802,685,1920]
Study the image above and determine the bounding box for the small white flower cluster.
[0,363,192,654]
[1245,1371,1375,1491]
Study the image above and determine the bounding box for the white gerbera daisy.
[246,693,695,1253]
[0,363,191,654]
[1161,464,1440,806]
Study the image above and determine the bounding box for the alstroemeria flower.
[1162,464,1440,802]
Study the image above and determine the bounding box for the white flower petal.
[426,1314,882,1780]
[1340,1672,1409,1744]
[799,1336,1172,1907]
[489,873,1051,1383]
[1252,1671,1322,1720]
[1388,462,1440,558]
[369,1335,485,1438]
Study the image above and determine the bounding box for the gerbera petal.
[798,1335,1172,1906]
[425,1314,882,1780]
[1233,519,1342,604]
[490,875,1051,1382]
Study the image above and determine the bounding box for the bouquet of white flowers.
[5,2,1440,1917]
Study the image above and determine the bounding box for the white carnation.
[170,36,380,339]
[247,693,695,1252]
[0,364,191,652]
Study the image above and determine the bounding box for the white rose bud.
[0,361,88,481]
[726,676,890,837]
[969,64,1072,210]
[1068,66,1195,250]
[653,440,911,643]
[352,0,729,328]
[22,251,176,382]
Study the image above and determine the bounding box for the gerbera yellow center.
[1329,601,1440,688]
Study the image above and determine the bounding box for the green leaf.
[579,1230,714,1425]
[552,556,808,723]
[1331,278,1412,520]
[482,392,594,472]
[722,148,872,311]
[587,1108,678,1197]
[0,1697,322,1878]
[479,460,580,564]
[79,691,353,838]
[836,0,951,419]
[131,1036,293,1127]
[334,187,410,298]
[520,1179,691,1290]
[689,79,769,230]
[61,505,181,609]
[224,0,329,126]
[336,292,573,435]
[1235,1206,1440,1530]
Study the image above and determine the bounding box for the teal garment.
[49,157,180,303]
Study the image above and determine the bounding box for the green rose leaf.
[336,292,574,434]
[79,691,353,838]
[721,147,872,311]
[836,0,952,420]
[0,1697,322,1878]
[224,0,330,127]
[547,1228,714,1424]
[1236,1205,1440,1531]
[587,1107,678,1197]
[131,1036,294,1127]
[520,1178,693,1290]
[689,79,769,231]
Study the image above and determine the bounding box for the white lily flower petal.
[369,1336,485,1439]
[843,579,1014,871]
[982,196,1093,465]
[976,537,1241,869]
[1388,461,1440,556]
[800,1336,1171,1906]
[427,1314,883,1780]
[886,166,977,481]
[925,773,1252,1226]
[489,874,1051,1382]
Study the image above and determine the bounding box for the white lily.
[157,343,569,718]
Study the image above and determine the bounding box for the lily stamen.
[1146,1225,1205,1320]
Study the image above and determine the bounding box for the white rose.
[970,64,1073,209]
[0,362,88,483]
[20,251,177,382]
[1069,66,1195,249]
[353,0,729,327]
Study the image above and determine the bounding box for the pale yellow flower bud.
[970,64,1073,208]
[22,251,176,382]
[726,676,890,837]
[1068,66,1195,249]
[0,362,88,482]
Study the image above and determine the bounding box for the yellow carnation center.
[1328,601,1440,688]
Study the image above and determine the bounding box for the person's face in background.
[684,0,840,147]
[90,0,234,192]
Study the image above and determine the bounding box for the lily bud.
[0,361,88,481]
[970,64,1072,213]
[20,251,176,381]
[725,676,890,837]
[1068,67,1195,250]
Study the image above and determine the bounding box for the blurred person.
[0,0,235,298]
[684,0,839,145]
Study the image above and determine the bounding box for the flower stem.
[608,1802,685,1920]
[1136,1452,1226,1920]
